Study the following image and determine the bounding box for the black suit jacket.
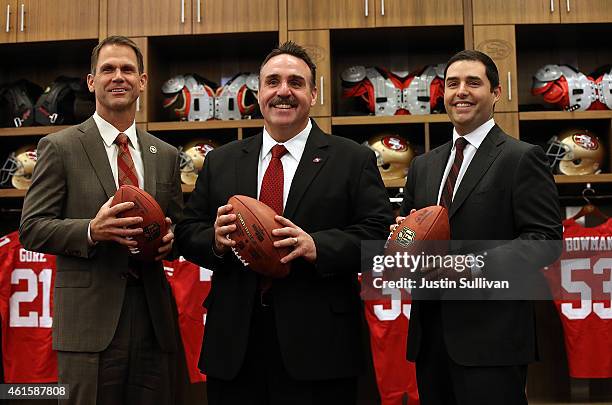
[175,121,393,380]
[401,125,562,366]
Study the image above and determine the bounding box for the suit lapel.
[78,117,116,199]
[427,143,452,206]
[137,128,156,198]
[449,125,504,218]
[236,134,261,199]
[283,123,329,219]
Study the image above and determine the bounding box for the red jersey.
[544,218,612,378]
[163,257,211,383]
[364,288,419,405]
[0,231,57,382]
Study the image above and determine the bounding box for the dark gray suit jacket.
[20,117,184,353]
[401,124,562,366]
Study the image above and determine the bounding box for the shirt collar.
[261,119,312,162]
[452,118,495,150]
[93,111,138,149]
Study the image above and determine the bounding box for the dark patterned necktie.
[440,137,468,209]
[114,133,139,187]
[259,144,288,214]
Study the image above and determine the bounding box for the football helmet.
[546,129,605,175]
[179,139,219,185]
[0,145,37,189]
[364,134,414,181]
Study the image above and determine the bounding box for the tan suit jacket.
[20,117,184,353]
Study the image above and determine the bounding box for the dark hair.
[444,49,500,91]
[90,36,144,75]
[260,41,317,89]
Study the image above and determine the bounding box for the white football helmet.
[179,139,219,185]
[0,145,37,189]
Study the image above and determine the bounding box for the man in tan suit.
[20,36,183,405]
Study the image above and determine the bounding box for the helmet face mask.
[545,130,604,175]
[364,134,414,181]
[0,146,37,189]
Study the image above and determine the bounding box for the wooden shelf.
[147,120,265,132]
[331,115,451,126]
[384,178,406,188]
[0,125,71,137]
[0,189,27,197]
[554,174,612,184]
[181,184,195,193]
[519,111,612,121]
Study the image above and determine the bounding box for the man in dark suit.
[20,36,183,405]
[175,41,393,404]
[397,50,562,405]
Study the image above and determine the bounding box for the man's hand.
[389,209,415,232]
[155,217,174,261]
[213,204,236,255]
[272,215,316,264]
[90,197,143,247]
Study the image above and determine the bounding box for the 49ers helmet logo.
[382,136,408,151]
[573,133,599,150]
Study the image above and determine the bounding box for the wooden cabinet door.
[288,30,331,117]
[494,112,519,139]
[107,0,191,37]
[0,0,17,43]
[287,0,374,30]
[472,0,560,24]
[193,0,277,34]
[474,25,518,112]
[375,0,463,27]
[17,0,98,42]
[560,0,612,23]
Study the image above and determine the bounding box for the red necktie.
[114,133,139,187]
[440,137,468,209]
[259,144,288,215]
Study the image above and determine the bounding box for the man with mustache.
[176,41,393,404]
[20,36,183,405]
[396,50,562,404]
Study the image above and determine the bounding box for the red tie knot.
[115,133,129,147]
[455,137,468,153]
[271,144,288,159]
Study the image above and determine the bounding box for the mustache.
[269,96,298,107]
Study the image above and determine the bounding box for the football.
[227,195,291,278]
[387,205,450,249]
[111,185,168,262]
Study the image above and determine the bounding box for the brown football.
[111,185,167,262]
[227,195,291,278]
[387,205,450,250]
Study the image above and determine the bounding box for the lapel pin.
[312,157,322,163]
[149,145,157,154]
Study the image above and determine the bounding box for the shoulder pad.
[341,66,366,83]
[534,65,563,82]
[162,75,186,94]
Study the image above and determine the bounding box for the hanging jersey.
[543,218,612,378]
[364,286,420,405]
[0,231,57,383]
[163,257,211,383]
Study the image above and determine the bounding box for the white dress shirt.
[437,118,496,205]
[88,112,145,244]
[92,111,145,188]
[257,119,312,210]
